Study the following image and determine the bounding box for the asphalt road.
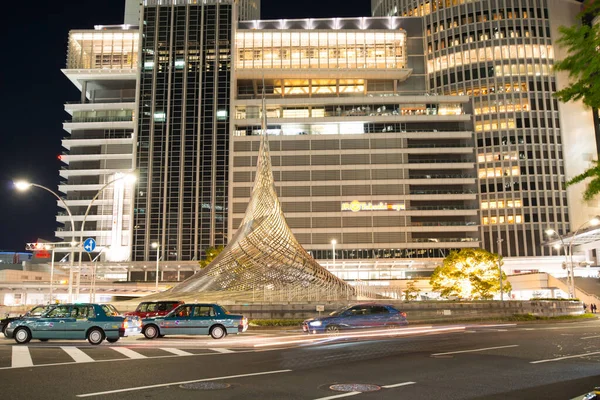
[1,320,599,399]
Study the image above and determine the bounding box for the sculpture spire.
[164,79,354,300]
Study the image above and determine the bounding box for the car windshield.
[101,305,120,316]
[28,305,50,316]
[328,306,350,317]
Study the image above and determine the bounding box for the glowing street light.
[13,180,77,301]
[152,242,160,292]
[546,216,600,299]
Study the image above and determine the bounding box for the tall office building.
[231,18,478,278]
[132,0,259,262]
[372,0,599,258]
[58,26,139,263]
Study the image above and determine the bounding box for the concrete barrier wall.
[0,300,582,322]
[216,300,583,321]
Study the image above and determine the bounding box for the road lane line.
[11,346,33,368]
[110,347,147,359]
[312,392,362,400]
[530,351,600,364]
[210,348,234,353]
[61,347,94,363]
[431,344,519,356]
[382,381,416,389]
[581,335,600,340]
[160,348,193,356]
[76,369,292,397]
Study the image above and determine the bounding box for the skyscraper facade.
[372,0,598,258]
[131,0,262,262]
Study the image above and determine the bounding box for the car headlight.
[309,321,322,327]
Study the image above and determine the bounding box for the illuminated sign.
[341,200,406,212]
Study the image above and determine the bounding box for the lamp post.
[76,173,136,299]
[568,217,600,299]
[45,244,56,303]
[331,239,336,269]
[545,228,570,296]
[547,216,600,299]
[152,242,160,292]
[14,181,77,301]
[497,236,504,302]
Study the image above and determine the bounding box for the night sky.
[0,0,370,252]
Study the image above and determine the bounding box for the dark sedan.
[1,304,54,337]
[303,303,408,334]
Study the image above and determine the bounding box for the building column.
[127,269,132,281]
[80,81,87,103]
[144,270,148,281]
[177,269,181,281]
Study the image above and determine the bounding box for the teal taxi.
[142,303,248,340]
[5,303,142,345]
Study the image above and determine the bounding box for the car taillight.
[400,312,407,317]
[242,317,248,325]
[123,321,129,329]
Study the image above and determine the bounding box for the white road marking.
[210,348,234,353]
[61,347,94,363]
[523,328,535,331]
[160,348,193,356]
[581,335,600,340]
[382,381,416,389]
[11,346,33,368]
[312,392,361,400]
[431,345,519,356]
[110,347,147,359]
[530,351,600,364]
[76,369,292,397]
[496,329,508,332]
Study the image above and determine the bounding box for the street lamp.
[331,239,337,269]
[45,244,56,303]
[546,216,600,299]
[546,228,573,298]
[75,172,136,299]
[152,242,160,292]
[14,180,77,301]
[497,236,504,302]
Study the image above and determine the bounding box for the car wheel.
[326,325,340,335]
[106,338,119,343]
[144,325,159,340]
[210,325,226,340]
[14,327,32,344]
[87,328,105,345]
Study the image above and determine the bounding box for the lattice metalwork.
[163,95,355,301]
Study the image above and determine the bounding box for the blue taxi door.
[63,305,94,339]
[164,305,193,335]
[34,305,71,339]
[188,305,215,335]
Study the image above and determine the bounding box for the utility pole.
[497,236,504,302]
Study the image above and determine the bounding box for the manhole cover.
[329,384,381,393]
[179,382,231,390]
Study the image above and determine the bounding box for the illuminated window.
[475,119,516,132]
[428,45,554,73]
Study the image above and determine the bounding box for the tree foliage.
[566,160,600,201]
[553,0,600,109]
[199,245,225,269]
[429,248,512,300]
[403,280,421,302]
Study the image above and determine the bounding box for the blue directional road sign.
[83,238,97,253]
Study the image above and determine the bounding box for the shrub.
[249,319,304,327]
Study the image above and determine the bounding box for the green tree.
[199,245,225,269]
[566,160,600,200]
[403,280,421,302]
[429,248,512,300]
[553,0,600,109]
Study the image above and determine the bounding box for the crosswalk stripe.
[210,348,234,354]
[12,346,33,368]
[61,346,95,363]
[110,347,147,359]
[160,348,193,356]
